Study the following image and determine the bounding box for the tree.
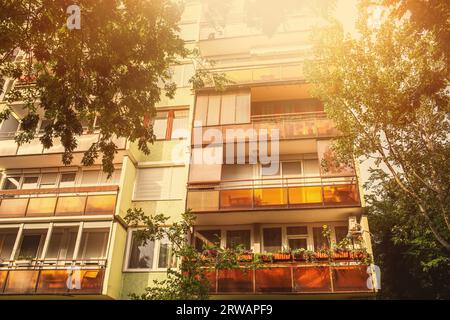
[367,173,450,299]
[0,0,187,175]
[124,209,260,300]
[305,1,450,251]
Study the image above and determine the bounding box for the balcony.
[196,112,338,144]
[0,265,105,295]
[204,263,374,295]
[0,186,118,218]
[187,175,360,213]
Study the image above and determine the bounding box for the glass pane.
[335,226,349,244]
[187,191,220,212]
[194,96,208,126]
[158,236,171,268]
[26,197,57,216]
[287,226,308,235]
[288,186,323,205]
[85,195,116,215]
[2,176,20,190]
[235,94,250,123]
[263,228,282,253]
[22,176,39,189]
[313,227,329,251]
[171,110,189,139]
[222,164,253,180]
[4,270,39,294]
[254,188,287,207]
[282,162,302,177]
[81,171,99,185]
[153,112,168,139]
[59,172,76,188]
[128,234,155,269]
[288,238,307,250]
[0,198,28,217]
[303,159,320,177]
[46,227,78,260]
[55,196,86,215]
[195,230,221,252]
[0,230,17,262]
[78,230,109,260]
[207,95,221,126]
[220,189,253,209]
[17,232,46,259]
[40,173,58,188]
[220,94,236,125]
[99,169,121,184]
[226,230,251,250]
[323,185,359,205]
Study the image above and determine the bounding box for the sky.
[335,0,359,35]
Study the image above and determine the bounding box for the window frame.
[193,225,254,251]
[123,228,174,272]
[153,108,189,141]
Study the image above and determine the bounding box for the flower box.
[238,254,253,262]
[332,251,350,260]
[315,252,329,260]
[272,253,292,261]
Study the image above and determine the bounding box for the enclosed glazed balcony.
[187,175,360,213]
[0,222,110,295]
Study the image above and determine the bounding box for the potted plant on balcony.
[255,252,273,263]
[272,247,292,261]
[292,248,316,262]
[315,249,330,261]
[201,249,218,261]
[238,249,253,262]
[15,255,34,267]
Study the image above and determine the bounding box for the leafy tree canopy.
[305,0,450,251]
[0,0,188,175]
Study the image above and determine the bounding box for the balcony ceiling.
[251,84,312,102]
[193,207,362,226]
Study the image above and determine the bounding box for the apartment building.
[0,0,376,299]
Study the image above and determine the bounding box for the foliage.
[305,1,450,251]
[368,175,450,299]
[124,208,261,300]
[0,0,229,176]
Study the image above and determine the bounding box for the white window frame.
[194,225,254,250]
[123,228,173,272]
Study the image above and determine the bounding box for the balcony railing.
[195,112,338,144]
[0,132,127,157]
[204,264,373,294]
[0,260,105,295]
[0,186,118,218]
[187,175,360,212]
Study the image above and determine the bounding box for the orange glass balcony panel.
[0,271,7,293]
[196,270,216,293]
[220,189,253,209]
[187,191,219,212]
[36,270,70,294]
[218,269,253,293]
[55,196,87,216]
[293,266,332,293]
[74,269,105,294]
[26,197,57,217]
[4,270,39,294]
[0,198,28,217]
[288,186,323,205]
[332,265,370,292]
[85,195,116,215]
[254,188,287,207]
[323,185,359,205]
[255,267,292,293]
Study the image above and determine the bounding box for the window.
[45,227,78,260]
[81,170,99,185]
[194,92,251,126]
[38,119,53,134]
[39,173,58,188]
[335,226,349,244]
[127,231,172,270]
[153,109,189,140]
[262,228,282,253]
[226,230,251,250]
[282,161,302,177]
[171,110,189,139]
[22,176,39,189]
[59,172,76,188]
[77,229,109,260]
[221,164,254,180]
[313,227,329,251]
[17,230,47,259]
[286,226,308,250]
[194,230,221,252]
[2,176,20,190]
[170,64,195,87]
[133,167,185,200]
[0,230,17,262]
